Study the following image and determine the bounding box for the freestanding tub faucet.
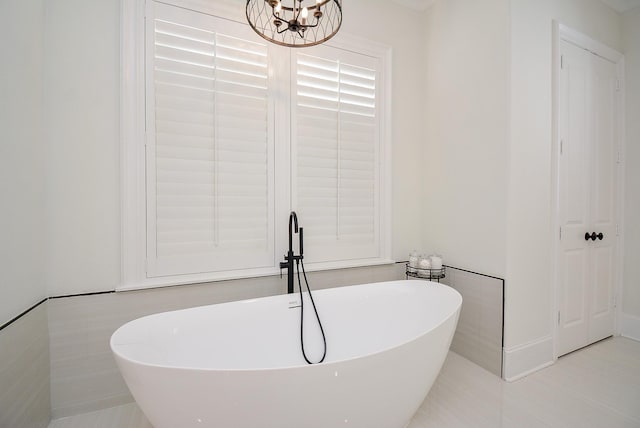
[280,211,303,294]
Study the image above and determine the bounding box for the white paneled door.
[557,39,619,357]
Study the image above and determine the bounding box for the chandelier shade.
[246,0,342,48]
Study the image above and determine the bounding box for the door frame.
[551,21,626,360]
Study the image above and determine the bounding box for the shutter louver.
[147,3,273,277]
[294,49,380,262]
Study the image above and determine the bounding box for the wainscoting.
[0,301,51,428]
[441,266,504,378]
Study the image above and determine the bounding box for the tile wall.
[48,263,405,418]
[0,302,51,428]
[442,267,504,377]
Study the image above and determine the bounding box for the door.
[556,39,618,357]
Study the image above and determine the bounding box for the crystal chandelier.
[246,0,342,48]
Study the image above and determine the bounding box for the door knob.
[584,232,604,241]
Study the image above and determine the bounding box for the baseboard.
[620,313,640,342]
[502,335,554,382]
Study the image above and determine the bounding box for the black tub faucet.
[280,211,303,294]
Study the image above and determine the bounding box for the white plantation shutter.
[292,47,381,263]
[146,2,274,277]
[121,1,390,287]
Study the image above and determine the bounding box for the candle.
[430,255,442,270]
[418,256,431,278]
[409,251,419,267]
[418,256,431,270]
[408,251,418,273]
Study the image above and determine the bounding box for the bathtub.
[110,280,461,428]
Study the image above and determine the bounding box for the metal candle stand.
[405,263,446,282]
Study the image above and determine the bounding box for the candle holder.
[405,263,446,282]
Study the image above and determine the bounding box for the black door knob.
[584,232,604,241]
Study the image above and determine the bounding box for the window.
[121,0,391,290]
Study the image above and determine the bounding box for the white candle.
[430,255,442,270]
[408,251,418,273]
[409,251,419,267]
[418,256,431,278]
[419,257,431,270]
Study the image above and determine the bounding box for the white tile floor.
[49,337,640,428]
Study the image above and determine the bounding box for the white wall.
[422,0,510,278]
[622,7,640,327]
[505,0,621,373]
[42,0,426,297]
[44,0,121,297]
[0,0,47,325]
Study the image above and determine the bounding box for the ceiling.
[599,0,640,12]
[392,0,640,13]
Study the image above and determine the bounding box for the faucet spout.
[288,211,298,254]
[281,211,303,294]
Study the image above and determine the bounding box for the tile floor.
[48,337,640,428]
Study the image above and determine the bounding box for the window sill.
[117,258,396,292]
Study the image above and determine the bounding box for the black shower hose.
[296,259,327,364]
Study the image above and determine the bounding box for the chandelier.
[246,0,343,48]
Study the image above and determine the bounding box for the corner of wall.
[621,313,640,341]
[622,4,640,325]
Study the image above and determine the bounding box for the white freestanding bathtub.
[110,280,461,428]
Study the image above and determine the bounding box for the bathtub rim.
[110,280,462,372]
